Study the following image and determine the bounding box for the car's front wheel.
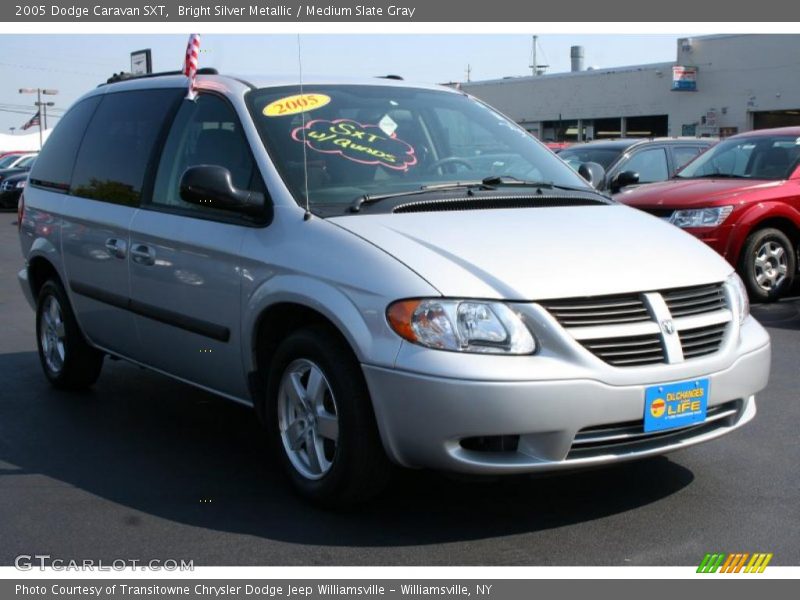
[264,325,392,507]
[36,279,104,389]
[740,228,796,302]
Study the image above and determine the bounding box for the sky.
[0,34,688,134]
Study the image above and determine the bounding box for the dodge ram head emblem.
[661,319,676,335]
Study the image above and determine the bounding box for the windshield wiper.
[349,176,594,213]
[350,181,492,212]
[682,173,750,179]
[480,175,592,193]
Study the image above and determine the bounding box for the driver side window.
[151,94,260,216]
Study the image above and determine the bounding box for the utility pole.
[19,87,58,150]
[466,64,472,83]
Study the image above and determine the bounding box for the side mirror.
[179,165,266,217]
[578,161,606,189]
[610,170,640,193]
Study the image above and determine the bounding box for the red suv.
[619,127,800,301]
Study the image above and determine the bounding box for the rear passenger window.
[70,89,182,206]
[28,96,100,191]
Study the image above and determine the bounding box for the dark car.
[0,154,37,190]
[560,138,716,194]
[0,170,29,209]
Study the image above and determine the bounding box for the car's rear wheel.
[36,279,104,389]
[264,325,392,507]
[740,228,795,302]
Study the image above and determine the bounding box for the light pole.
[9,127,15,136]
[19,88,58,149]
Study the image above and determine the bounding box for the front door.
[127,93,267,399]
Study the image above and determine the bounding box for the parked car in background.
[619,127,800,302]
[0,152,37,170]
[0,150,30,160]
[0,154,36,197]
[17,72,769,505]
[0,171,29,209]
[560,138,716,194]
[545,141,572,153]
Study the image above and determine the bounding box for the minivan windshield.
[677,134,800,180]
[247,85,591,212]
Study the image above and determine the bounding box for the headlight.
[670,206,733,228]
[387,299,536,354]
[15,180,26,189]
[727,273,749,325]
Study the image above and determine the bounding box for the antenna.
[529,35,549,76]
[296,34,311,221]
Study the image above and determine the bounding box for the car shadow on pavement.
[0,350,695,548]
[751,296,800,331]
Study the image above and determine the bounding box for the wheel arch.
[28,254,63,299]
[729,203,800,266]
[242,274,397,405]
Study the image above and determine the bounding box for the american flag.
[182,34,201,100]
[21,111,40,130]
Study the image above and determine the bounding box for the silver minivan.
[18,71,771,505]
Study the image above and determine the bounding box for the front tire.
[740,228,795,302]
[36,279,104,390]
[264,325,392,507]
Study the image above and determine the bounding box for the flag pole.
[37,89,42,150]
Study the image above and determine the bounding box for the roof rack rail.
[377,74,404,80]
[101,67,219,86]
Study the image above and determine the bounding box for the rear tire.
[36,279,104,390]
[739,228,795,302]
[263,325,392,507]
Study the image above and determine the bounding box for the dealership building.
[461,34,800,141]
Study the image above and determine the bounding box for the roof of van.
[94,72,460,96]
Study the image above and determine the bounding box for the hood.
[330,204,733,300]
[620,177,784,209]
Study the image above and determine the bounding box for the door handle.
[130,243,156,266]
[104,238,127,259]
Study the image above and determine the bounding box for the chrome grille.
[539,294,650,327]
[540,282,731,367]
[663,284,726,317]
[580,334,665,367]
[568,400,741,458]
[679,323,728,359]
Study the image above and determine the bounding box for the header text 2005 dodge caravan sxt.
[18,72,770,505]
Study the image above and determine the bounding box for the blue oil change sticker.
[644,378,709,433]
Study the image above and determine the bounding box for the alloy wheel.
[754,240,789,292]
[277,358,339,480]
[40,295,66,375]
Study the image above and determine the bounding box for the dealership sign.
[672,66,698,91]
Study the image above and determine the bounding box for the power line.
[0,61,102,77]
[0,102,65,112]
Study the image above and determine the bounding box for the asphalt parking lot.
[0,210,798,566]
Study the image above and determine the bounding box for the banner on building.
[672,66,698,91]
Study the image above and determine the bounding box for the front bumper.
[363,338,770,474]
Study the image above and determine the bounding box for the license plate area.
[644,378,709,433]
